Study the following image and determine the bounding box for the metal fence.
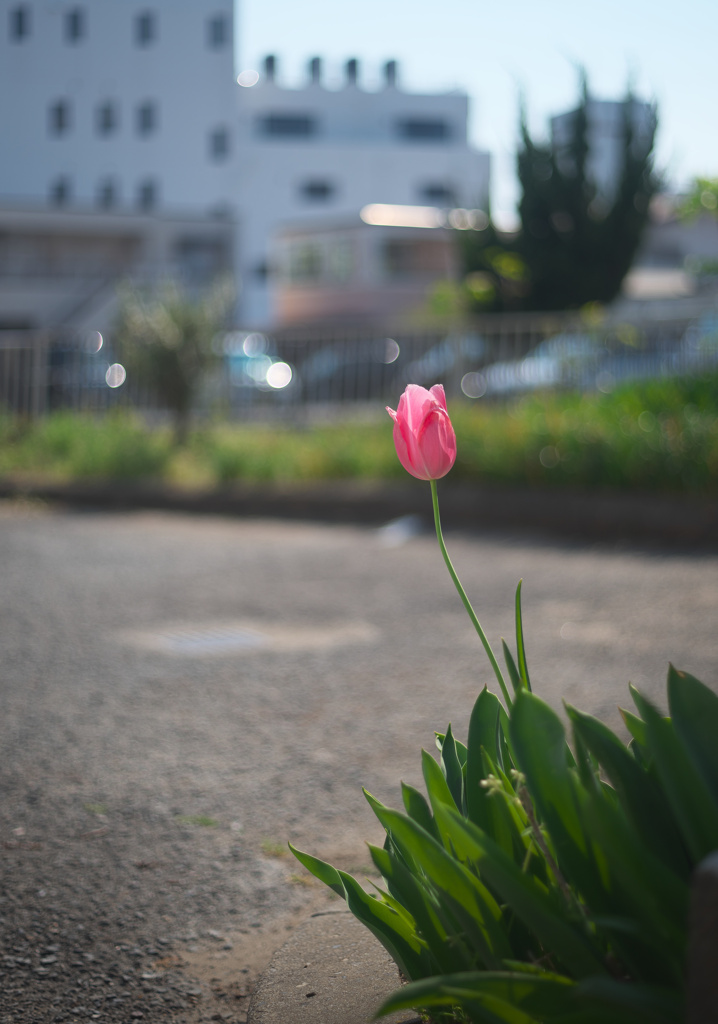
[2,308,717,422]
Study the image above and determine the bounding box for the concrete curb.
[1,477,717,545]
[247,911,418,1024]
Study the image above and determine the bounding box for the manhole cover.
[147,625,268,654]
[120,620,379,656]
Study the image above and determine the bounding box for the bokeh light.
[383,339,400,363]
[265,361,293,389]
[237,69,259,87]
[461,371,487,398]
[105,363,126,388]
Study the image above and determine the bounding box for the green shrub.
[0,411,171,480]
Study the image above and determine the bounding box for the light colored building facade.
[0,0,237,331]
[0,0,236,214]
[235,57,491,326]
[0,3,491,330]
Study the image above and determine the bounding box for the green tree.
[680,177,718,220]
[462,75,659,312]
[114,279,233,444]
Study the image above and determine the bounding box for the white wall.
[0,0,236,213]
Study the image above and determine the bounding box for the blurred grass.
[2,371,718,495]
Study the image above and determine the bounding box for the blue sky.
[235,0,716,223]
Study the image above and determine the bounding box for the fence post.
[32,331,50,419]
[686,850,718,1024]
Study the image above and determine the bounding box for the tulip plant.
[290,384,718,1024]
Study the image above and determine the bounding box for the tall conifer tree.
[462,75,659,312]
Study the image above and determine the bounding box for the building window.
[209,127,229,161]
[288,242,322,283]
[207,14,227,48]
[97,179,117,209]
[9,5,30,41]
[382,239,448,279]
[299,180,335,202]
[420,183,455,204]
[396,118,451,141]
[96,101,118,136]
[137,179,158,211]
[136,101,157,136]
[65,8,85,43]
[48,100,71,136]
[258,114,317,138]
[49,177,71,206]
[135,11,156,46]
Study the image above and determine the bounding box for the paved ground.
[1,498,717,1023]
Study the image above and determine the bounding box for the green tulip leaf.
[363,795,510,966]
[567,704,690,879]
[440,723,465,812]
[368,843,468,975]
[502,640,524,698]
[631,687,718,862]
[467,687,502,830]
[338,870,429,981]
[432,805,607,979]
[515,579,532,692]
[288,843,346,898]
[668,664,718,805]
[401,781,440,841]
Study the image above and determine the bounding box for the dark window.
[207,14,227,48]
[9,5,30,41]
[396,118,451,141]
[135,11,155,46]
[209,127,229,160]
[137,179,158,211]
[258,114,317,138]
[288,242,322,282]
[382,239,448,278]
[97,179,117,209]
[49,177,71,206]
[49,100,71,136]
[420,183,455,204]
[300,180,335,201]
[65,8,84,43]
[96,101,118,136]
[136,101,157,136]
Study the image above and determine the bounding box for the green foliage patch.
[2,370,718,494]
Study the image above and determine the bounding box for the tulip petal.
[429,383,448,411]
[387,383,457,481]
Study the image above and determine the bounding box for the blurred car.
[479,333,601,395]
[679,313,718,371]
[298,337,404,402]
[222,331,295,395]
[403,333,487,388]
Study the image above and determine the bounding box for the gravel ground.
[2,498,717,1023]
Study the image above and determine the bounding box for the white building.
[235,56,490,326]
[0,0,238,332]
[0,3,491,330]
[0,0,236,214]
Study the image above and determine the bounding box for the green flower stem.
[430,479,512,707]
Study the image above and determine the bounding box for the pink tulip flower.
[386,384,457,481]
